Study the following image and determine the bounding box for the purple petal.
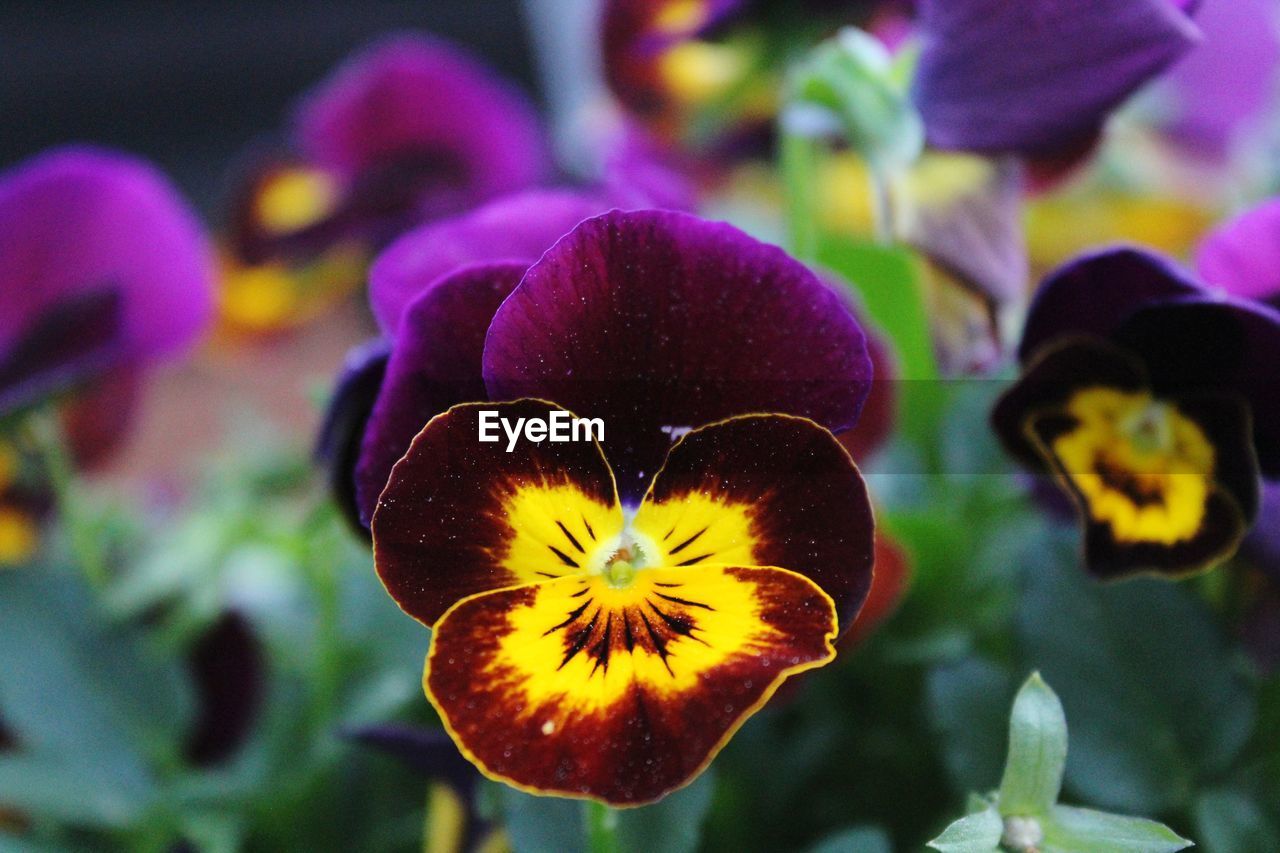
[1159,0,1280,157]
[913,0,1200,155]
[1196,199,1280,307]
[315,339,391,537]
[292,33,549,207]
[1115,294,1280,477]
[355,263,526,525]
[1018,245,1205,363]
[1243,483,1280,574]
[482,209,872,501]
[345,724,478,793]
[367,189,610,334]
[601,126,699,212]
[0,288,125,417]
[0,146,214,364]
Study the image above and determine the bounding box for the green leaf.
[498,788,586,853]
[927,659,1017,794]
[1042,805,1192,852]
[614,771,716,853]
[1017,554,1254,814]
[998,673,1067,817]
[0,752,155,828]
[927,806,1003,852]
[1193,789,1280,853]
[807,826,892,853]
[816,238,938,383]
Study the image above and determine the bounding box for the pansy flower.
[0,146,213,435]
[218,33,550,332]
[993,246,1280,579]
[352,209,875,803]
[374,400,873,805]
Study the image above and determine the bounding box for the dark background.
[0,0,538,211]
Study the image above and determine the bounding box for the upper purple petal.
[355,262,526,525]
[1018,245,1205,363]
[1115,294,1280,478]
[913,0,1200,155]
[482,209,872,501]
[1159,0,1280,156]
[367,189,611,334]
[0,146,214,364]
[1196,199,1280,308]
[1243,483,1280,573]
[292,32,550,201]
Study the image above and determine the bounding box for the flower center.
[1121,399,1174,456]
[602,536,648,588]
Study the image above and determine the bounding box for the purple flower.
[0,146,214,416]
[1196,198,1280,309]
[994,246,1280,578]
[322,207,872,540]
[218,33,551,332]
[912,0,1200,156]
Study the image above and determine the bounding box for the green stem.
[869,166,897,245]
[583,801,622,853]
[25,409,108,588]
[780,129,820,264]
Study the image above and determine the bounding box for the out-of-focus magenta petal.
[602,126,700,212]
[1161,0,1280,157]
[355,263,526,525]
[482,210,872,501]
[1244,484,1280,574]
[1196,199,1280,307]
[913,0,1200,155]
[293,33,550,200]
[0,146,214,364]
[1018,245,1204,363]
[367,190,610,334]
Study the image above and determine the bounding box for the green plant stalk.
[780,129,820,263]
[26,408,109,588]
[584,800,622,853]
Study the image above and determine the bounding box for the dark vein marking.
[648,601,706,644]
[543,600,591,635]
[535,571,563,579]
[556,520,585,553]
[655,592,715,610]
[582,515,596,541]
[663,526,675,541]
[622,609,636,651]
[559,609,599,669]
[653,581,683,588]
[669,526,708,555]
[676,552,714,567]
[639,611,675,676]
[590,613,613,676]
[569,586,591,598]
[547,545,580,568]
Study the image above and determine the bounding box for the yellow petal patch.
[425,565,836,805]
[631,490,757,570]
[1046,387,1214,545]
[253,167,339,236]
[0,508,38,566]
[492,483,625,583]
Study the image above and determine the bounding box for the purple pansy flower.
[0,146,214,416]
[912,0,1201,156]
[218,33,551,332]
[994,246,1280,579]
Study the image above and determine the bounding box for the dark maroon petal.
[1018,246,1205,364]
[482,210,872,502]
[1115,295,1280,477]
[0,288,126,418]
[994,336,1149,472]
[368,190,610,334]
[355,262,526,526]
[912,0,1199,156]
[185,612,263,767]
[292,33,549,202]
[1196,199,1280,307]
[0,146,214,364]
[316,339,391,537]
[62,367,141,471]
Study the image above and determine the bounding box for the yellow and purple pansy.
[341,209,876,804]
[994,246,1280,579]
[0,146,213,424]
[217,32,550,332]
